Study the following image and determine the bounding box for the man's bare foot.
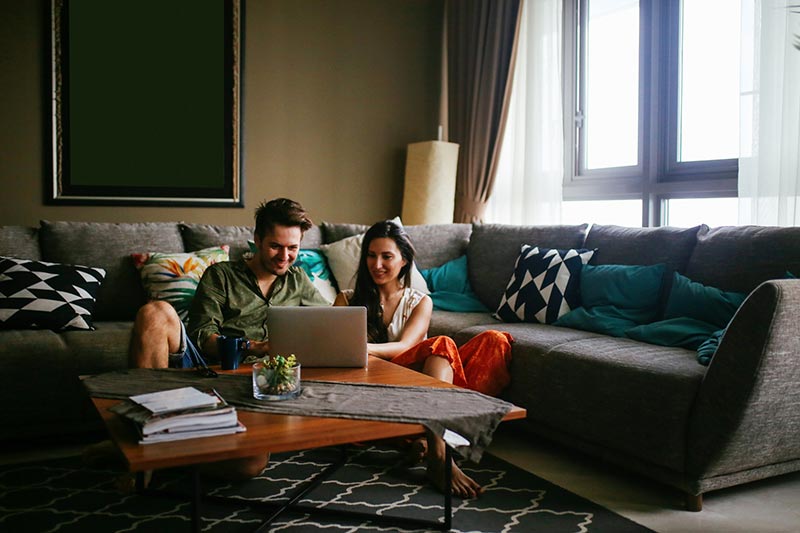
[426,456,484,499]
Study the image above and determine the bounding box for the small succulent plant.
[254,354,299,395]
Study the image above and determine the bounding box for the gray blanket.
[82,369,515,462]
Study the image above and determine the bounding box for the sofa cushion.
[321,222,368,243]
[506,334,706,471]
[0,226,41,260]
[132,246,230,322]
[0,257,106,331]
[181,223,323,261]
[62,321,134,375]
[468,223,590,311]
[684,225,800,293]
[495,246,595,324]
[555,263,665,337]
[583,224,702,272]
[39,221,184,321]
[428,311,497,338]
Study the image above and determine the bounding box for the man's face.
[253,224,302,276]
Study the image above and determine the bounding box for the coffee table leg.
[190,469,202,533]
[444,444,452,530]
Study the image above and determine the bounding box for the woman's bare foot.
[426,456,483,499]
[405,437,427,465]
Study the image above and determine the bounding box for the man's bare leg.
[129,300,183,368]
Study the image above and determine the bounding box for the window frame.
[563,0,738,227]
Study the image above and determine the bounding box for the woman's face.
[366,237,407,286]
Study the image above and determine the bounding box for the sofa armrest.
[686,279,800,481]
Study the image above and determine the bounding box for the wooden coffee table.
[90,356,526,532]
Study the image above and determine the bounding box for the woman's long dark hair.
[350,220,416,343]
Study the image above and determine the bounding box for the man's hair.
[254,198,313,238]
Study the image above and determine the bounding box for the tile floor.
[489,425,800,533]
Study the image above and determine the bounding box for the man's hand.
[246,340,270,356]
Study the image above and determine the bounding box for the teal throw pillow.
[420,255,488,312]
[663,272,747,328]
[554,263,665,337]
[626,317,719,349]
[247,241,337,303]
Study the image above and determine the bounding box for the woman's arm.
[367,295,432,360]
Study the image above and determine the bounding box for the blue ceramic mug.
[217,335,250,370]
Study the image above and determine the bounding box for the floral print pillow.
[132,246,229,322]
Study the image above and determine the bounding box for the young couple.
[111,199,512,498]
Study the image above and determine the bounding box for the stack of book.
[110,386,246,444]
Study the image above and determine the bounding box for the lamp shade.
[401,141,459,225]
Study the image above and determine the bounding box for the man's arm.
[186,266,227,359]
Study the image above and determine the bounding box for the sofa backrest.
[467,223,590,311]
[685,225,800,293]
[0,226,41,261]
[179,223,324,260]
[38,221,185,321]
[321,221,472,270]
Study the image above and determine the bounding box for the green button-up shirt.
[187,260,330,354]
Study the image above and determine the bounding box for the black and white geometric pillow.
[0,256,106,330]
[494,245,595,324]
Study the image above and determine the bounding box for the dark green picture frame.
[49,0,243,207]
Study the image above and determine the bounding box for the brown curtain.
[445,0,521,223]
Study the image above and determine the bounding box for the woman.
[334,220,513,498]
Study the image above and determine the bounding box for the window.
[663,197,738,228]
[564,0,747,226]
[561,199,643,226]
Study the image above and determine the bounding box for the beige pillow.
[320,232,429,293]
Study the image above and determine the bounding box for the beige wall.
[0,0,442,227]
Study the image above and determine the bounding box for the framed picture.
[49,0,243,207]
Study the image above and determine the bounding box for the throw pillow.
[663,272,748,328]
[420,255,488,312]
[0,256,106,330]
[494,245,595,324]
[247,240,340,303]
[294,250,338,303]
[625,317,720,349]
[318,230,429,294]
[131,246,229,322]
[554,263,665,337]
[623,273,747,362]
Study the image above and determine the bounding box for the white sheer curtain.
[484,0,563,225]
[738,0,800,226]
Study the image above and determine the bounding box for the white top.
[342,287,427,342]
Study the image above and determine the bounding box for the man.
[130,197,329,371]
[91,198,329,482]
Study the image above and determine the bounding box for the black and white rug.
[0,445,652,532]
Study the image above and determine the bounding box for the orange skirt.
[389,330,514,397]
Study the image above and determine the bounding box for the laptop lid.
[266,306,368,368]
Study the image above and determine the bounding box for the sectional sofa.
[1,219,799,511]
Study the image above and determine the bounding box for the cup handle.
[240,339,251,352]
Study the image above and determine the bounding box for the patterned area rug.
[0,444,653,532]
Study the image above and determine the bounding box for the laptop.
[266,306,368,367]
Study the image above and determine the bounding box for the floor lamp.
[401,139,459,225]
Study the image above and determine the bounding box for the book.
[109,387,246,444]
